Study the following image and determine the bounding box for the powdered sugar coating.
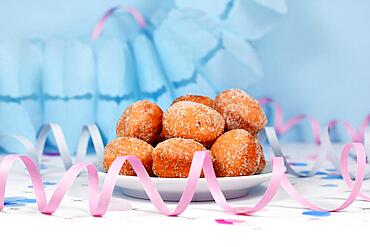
[152,138,206,178]
[103,137,154,176]
[172,94,214,108]
[210,129,261,177]
[163,101,225,147]
[213,89,267,134]
[116,100,163,144]
[255,144,266,174]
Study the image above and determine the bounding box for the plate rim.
[98,171,273,181]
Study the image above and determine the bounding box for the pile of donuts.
[103,89,268,178]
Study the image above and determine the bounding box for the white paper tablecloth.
[1,144,369,246]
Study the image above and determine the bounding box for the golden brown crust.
[103,137,154,176]
[210,129,260,177]
[163,101,225,147]
[213,89,267,134]
[255,144,266,174]
[108,91,266,178]
[116,100,163,144]
[152,138,206,178]
[172,95,214,108]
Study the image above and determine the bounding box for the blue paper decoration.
[0,0,286,153]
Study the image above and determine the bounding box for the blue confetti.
[290,162,308,167]
[4,197,37,207]
[321,174,343,180]
[27,181,57,188]
[43,181,57,186]
[302,211,331,217]
[315,171,328,176]
[321,184,339,187]
[4,201,26,207]
[299,170,310,175]
[21,199,37,203]
[325,168,337,172]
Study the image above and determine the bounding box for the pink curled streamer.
[281,143,367,211]
[329,117,370,143]
[91,5,146,41]
[259,97,322,144]
[259,98,370,143]
[1,4,369,217]
[328,120,361,142]
[0,143,368,217]
[359,115,370,141]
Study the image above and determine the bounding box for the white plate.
[98,172,273,202]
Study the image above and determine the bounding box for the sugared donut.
[116,100,163,144]
[152,138,206,178]
[172,95,214,108]
[103,137,154,176]
[210,129,260,177]
[255,144,266,174]
[163,101,225,147]
[213,89,267,134]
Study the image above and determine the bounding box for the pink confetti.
[215,219,245,225]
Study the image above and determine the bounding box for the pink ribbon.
[280,142,367,211]
[328,120,362,142]
[259,97,370,144]
[0,143,368,217]
[91,6,146,41]
[259,97,321,144]
[327,115,370,143]
[359,115,370,141]
[1,3,369,218]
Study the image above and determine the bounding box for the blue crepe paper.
[0,0,287,153]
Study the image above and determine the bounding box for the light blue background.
[1,0,369,130]
[251,0,370,129]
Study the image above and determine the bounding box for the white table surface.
[1,143,369,246]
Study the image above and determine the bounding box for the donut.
[255,144,266,174]
[172,95,214,108]
[163,101,225,147]
[103,137,154,176]
[213,89,267,134]
[116,100,163,144]
[210,129,260,177]
[152,138,206,178]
